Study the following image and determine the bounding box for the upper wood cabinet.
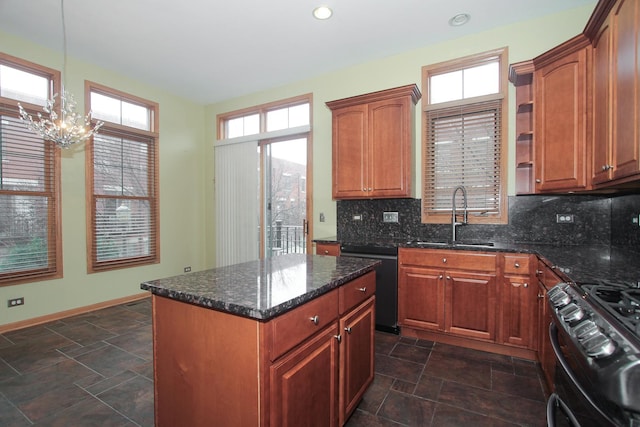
[533,35,592,193]
[588,0,640,187]
[326,84,421,199]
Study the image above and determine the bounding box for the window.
[0,53,62,285]
[86,82,159,272]
[421,48,508,224]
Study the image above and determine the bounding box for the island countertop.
[140,253,380,321]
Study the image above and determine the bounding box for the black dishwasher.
[340,244,399,334]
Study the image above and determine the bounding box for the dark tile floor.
[0,298,547,426]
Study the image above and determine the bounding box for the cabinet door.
[611,0,640,181]
[368,97,411,197]
[500,276,537,348]
[446,271,497,341]
[537,280,555,392]
[592,13,614,185]
[535,47,590,192]
[270,323,340,427]
[332,105,368,198]
[339,298,375,426]
[398,266,445,331]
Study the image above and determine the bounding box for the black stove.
[547,281,640,426]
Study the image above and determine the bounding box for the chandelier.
[18,0,103,148]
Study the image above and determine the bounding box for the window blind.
[0,112,60,283]
[90,129,158,270]
[423,99,502,216]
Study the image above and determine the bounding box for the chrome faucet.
[451,185,468,242]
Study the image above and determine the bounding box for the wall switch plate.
[556,214,574,223]
[319,212,325,222]
[383,212,399,223]
[7,297,24,308]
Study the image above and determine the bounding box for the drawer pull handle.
[514,262,520,268]
[344,326,352,334]
[310,315,319,325]
[335,334,342,343]
[357,287,367,293]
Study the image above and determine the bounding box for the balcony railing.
[267,221,306,256]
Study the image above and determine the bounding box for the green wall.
[0,32,208,326]
[204,3,596,263]
[1,2,595,327]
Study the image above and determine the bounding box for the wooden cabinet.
[533,36,592,192]
[498,254,537,349]
[326,84,421,199]
[509,60,536,195]
[398,248,497,341]
[536,261,565,392]
[152,271,376,427]
[589,0,640,187]
[316,242,341,256]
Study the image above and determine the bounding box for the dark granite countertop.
[314,237,640,285]
[140,254,380,321]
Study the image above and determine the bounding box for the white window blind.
[423,99,502,215]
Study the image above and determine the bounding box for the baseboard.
[0,292,151,334]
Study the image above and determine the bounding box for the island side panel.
[152,295,262,427]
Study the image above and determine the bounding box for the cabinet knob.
[538,293,545,299]
[446,276,451,280]
[439,274,443,279]
[443,258,447,263]
[523,283,528,288]
[535,179,541,183]
[362,188,366,191]
[368,188,372,191]
[536,269,543,276]
[514,262,520,268]
[324,250,329,255]
[344,326,352,334]
[357,287,367,293]
[335,334,342,343]
[310,315,319,325]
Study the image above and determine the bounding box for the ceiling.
[0,0,595,105]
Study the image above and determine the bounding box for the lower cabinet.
[398,248,497,342]
[536,261,564,392]
[152,271,376,427]
[498,254,538,349]
[399,248,539,359]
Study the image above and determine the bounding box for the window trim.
[85,81,160,273]
[0,52,62,286]
[421,47,509,225]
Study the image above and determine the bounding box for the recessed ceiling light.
[313,6,333,20]
[449,13,470,26]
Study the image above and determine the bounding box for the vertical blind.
[214,140,259,267]
[423,99,502,215]
[90,129,158,270]
[0,112,59,283]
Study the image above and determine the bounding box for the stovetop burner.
[582,282,640,336]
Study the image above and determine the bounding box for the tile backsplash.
[337,194,640,249]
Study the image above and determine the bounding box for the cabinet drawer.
[399,248,496,271]
[316,242,340,256]
[339,271,376,315]
[503,254,532,275]
[269,289,339,361]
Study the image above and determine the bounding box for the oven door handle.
[547,392,580,427]
[549,322,615,425]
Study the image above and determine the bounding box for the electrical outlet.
[556,214,574,224]
[7,297,24,308]
[383,212,399,223]
[633,215,639,225]
[319,212,325,222]
[353,214,362,221]
[184,266,191,273]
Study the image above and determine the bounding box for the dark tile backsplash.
[337,194,640,250]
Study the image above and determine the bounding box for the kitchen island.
[140,254,380,427]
